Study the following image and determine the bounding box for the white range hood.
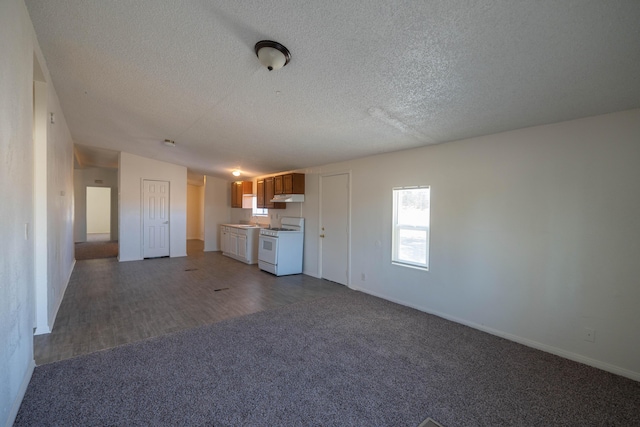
[270,194,305,203]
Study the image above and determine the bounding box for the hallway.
[34,241,347,365]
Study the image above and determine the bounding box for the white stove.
[258,217,304,276]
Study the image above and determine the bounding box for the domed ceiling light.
[255,40,291,71]
[232,169,241,177]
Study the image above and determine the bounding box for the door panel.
[320,173,349,285]
[257,180,265,208]
[143,180,170,258]
[238,235,247,259]
[228,233,238,256]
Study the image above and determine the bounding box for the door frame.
[318,171,352,286]
[85,186,111,239]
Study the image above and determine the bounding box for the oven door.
[258,235,278,265]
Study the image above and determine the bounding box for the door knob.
[319,234,325,238]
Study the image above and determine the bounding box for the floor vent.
[418,418,444,427]
[184,268,198,271]
[213,288,230,292]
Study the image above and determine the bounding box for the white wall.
[299,109,640,380]
[86,187,111,233]
[203,176,231,251]
[119,152,187,261]
[33,78,48,336]
[0,3,34,424]
[45,68,74,337]
[187,184,204,240]
[0,1,74,425]
[74,167,118,242]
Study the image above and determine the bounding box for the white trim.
[302,270,321,279]
[392,186,430,270]
[33,80,49,337]
[33,324,50,335]
[391,261,429,272]
[34,259,76,335]
[6,359,35,427]
[49,259,75,330]
[357,288,640,382]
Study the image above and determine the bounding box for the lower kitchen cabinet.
[220,225,259,264]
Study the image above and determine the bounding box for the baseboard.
[118,256,142,262]
[356,288,640,382]
[48,259,76,331]
[33,324,51,335]
[170,253,188,258]
[5,359,35,427]
[302,270,321,279]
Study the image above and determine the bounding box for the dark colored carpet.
[16,291,640,426]
[75,241,118,260]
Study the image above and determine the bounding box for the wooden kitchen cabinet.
[256,179,265,208]
[282,173,305,194]
[274,175,283,195]
[257,174,304,209]
[231,181,252,208]
[273,173,305,195]
[263,177,286,209]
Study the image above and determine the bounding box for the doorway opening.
[86,186,111,242]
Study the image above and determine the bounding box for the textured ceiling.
[26,0,640,179]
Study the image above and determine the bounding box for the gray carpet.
[16,291,640,426]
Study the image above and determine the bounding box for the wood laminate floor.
[34,240,348,365]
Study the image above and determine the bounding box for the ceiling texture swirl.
[25,0,640,179]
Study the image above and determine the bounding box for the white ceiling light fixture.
[164,139,175,147]
[232,169,241,177]
[255,40,291,71]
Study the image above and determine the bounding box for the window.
[392,186,430,270]
[252,196,268,217]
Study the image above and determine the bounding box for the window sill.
[392,261,429,272]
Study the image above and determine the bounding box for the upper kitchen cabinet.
[262,177,286,209]
[256,179,265,208]
[274,173,305,195]
[231,181,252,208]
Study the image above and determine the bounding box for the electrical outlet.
[583,327,596,343]
[361,273,366,281]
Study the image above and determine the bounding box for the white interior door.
[320,173,350,285]
[143,180,170,258]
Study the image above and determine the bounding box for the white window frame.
[392,186,430,271]
[252,196,268,217]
